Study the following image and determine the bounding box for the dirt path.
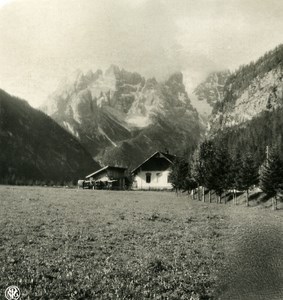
[216,206,283,299]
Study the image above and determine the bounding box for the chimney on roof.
[164,148,169,154]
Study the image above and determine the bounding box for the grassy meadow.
[0,186,282,299]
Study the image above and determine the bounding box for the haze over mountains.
[41,44,283,169]
[1,44,283,183]
[2,0,283,109]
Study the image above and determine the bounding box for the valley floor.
[0,186,282,299]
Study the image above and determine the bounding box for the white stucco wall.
[133,169,172,190]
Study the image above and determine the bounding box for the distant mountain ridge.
[3,44,283,182]
[0,89,100,184]
[42,66,202,169]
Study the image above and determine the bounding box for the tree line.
[169,140,283,210]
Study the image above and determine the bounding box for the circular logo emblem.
[5,286,20,300]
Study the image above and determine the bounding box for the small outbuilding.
[85,166,127,190]
[131,151,176,190]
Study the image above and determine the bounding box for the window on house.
[156,173,161,182]
[167,174,171,183]
[146,173,151,183]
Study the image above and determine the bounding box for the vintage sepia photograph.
[0,0,283,299]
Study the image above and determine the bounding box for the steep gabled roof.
[131,151,177,174]
[86,166,127,179]
[160,152,177,163]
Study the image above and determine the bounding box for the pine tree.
[230,151,243,204]
[191,146,204,187]
[235,153,259,206]
[192,141,233,203]
[212,145,232,203]
[169,157,190,193]
[191,140,216,202]
[200,141,217,190]
[184,167,198,195]
[191,147,203,201]
[260,147,283,199]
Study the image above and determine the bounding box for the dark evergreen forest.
[212,107,283,167]
[0,90,100,185]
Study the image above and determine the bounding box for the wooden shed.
[85,166,127,190]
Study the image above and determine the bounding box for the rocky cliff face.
[42,66,202,168]
[210,45,283,132]
[211,67,283,130]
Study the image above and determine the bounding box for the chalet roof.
[86,165,127,179]
[131,151,177,174]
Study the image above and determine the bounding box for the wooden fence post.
[246,190,249,207]
[273,197,277,210]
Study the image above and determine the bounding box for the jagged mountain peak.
[43,66,194,123]
[166,71,183,85]
[105,64,121,76]
[193,70,231,107]
[42,66,202,168]
[144,77,158,89]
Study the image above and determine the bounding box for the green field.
[0,186,282,299]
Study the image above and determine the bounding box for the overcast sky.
[1,0,283,107]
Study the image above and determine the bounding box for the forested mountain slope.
[211,44,283,131]
[200,45,283,169]
[0,89,100,184]
[212,107,283,166]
